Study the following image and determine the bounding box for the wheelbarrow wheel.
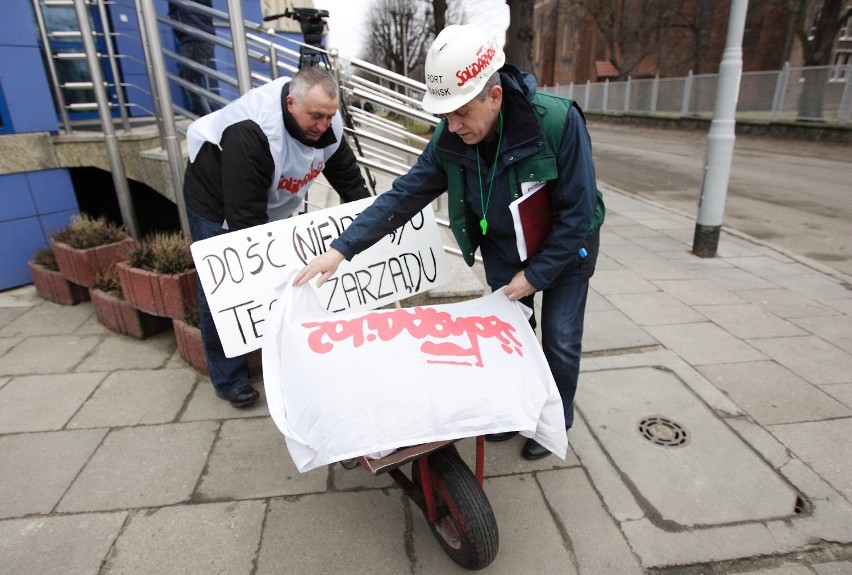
[412,446,498,570]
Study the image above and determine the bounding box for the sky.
[312,0,510,59]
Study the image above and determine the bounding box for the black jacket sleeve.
[220,120,275,230]
[321,136,371,203]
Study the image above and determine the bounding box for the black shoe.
[485,431,519,442]
[216,385,259,408]
[521,438,550,460]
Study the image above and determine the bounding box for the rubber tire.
[412,447,498,570]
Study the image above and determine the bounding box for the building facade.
[532,0,850,86]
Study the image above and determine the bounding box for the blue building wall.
[0,3,78,290]
[0,3,62,133]
[0,171,78,288]
[0,1,306,291]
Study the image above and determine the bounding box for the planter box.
[171,317,263,377]
[247,349,263,378]
[116,261,198,320]
[90,288,171,339]
[173,317,208,375]
[51,236,136,288]
[28,261,90,306]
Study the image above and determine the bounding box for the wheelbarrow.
[345,436,499,570]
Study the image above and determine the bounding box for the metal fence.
[544,63,852,125]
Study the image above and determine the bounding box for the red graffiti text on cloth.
[456,42,497,87]
[278,161,323,194]
[302,306,523,367]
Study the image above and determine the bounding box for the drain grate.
[638,416,689,447]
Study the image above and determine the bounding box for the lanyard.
[476,110,503,236]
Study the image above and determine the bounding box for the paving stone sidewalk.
[0,186,850,575]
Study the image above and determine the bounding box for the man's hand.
[504,270,536,301]
[293,249,345,287]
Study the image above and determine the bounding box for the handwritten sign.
[190,197,450,358]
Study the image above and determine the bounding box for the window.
[840,13,852,40]
[831,51,851,82]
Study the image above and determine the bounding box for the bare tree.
[504,0,534,70]
[570,0,679,80]
[661,0,714,75]
[362,0,433,80]
[362,0,466,83]
[781,0,850,119]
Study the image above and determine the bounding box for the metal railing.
[44,2,849,251]
[544,63,852,125]
[36,0,440,238]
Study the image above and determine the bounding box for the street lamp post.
[692,0,749,257]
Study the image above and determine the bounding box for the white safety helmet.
[421,24,505,115]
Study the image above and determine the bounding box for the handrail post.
[138,0,190,237]
[651,75,659,113]
[93,0,131,132]
[227,0,252,94]
[269,43,279,80]
[133,0,167,150]
[73,0,139,239]
[837,63,852,125]
[681,70,693,116]
[771,61,790,121]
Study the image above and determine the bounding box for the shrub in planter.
[28,248,90,305]
[173,305,208,375]
[90,269,171,339]
[50,214,136,288]
[117,232,198,319]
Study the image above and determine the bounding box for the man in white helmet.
[295,24,604,459]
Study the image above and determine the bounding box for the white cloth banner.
[263,273,567,472]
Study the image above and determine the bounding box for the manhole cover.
[638,416,689,447]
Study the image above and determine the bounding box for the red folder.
[509,183,552,261]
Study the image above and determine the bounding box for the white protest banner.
[263,275,568,472]
[190,197,449,357]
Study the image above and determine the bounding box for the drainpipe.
[73,0,140,239]
[692,0,748,258]
[137,0,190,237]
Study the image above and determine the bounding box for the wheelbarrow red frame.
[355,436,497,570]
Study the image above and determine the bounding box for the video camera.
[263,6,330,68]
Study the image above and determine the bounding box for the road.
[585,120,852,277]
